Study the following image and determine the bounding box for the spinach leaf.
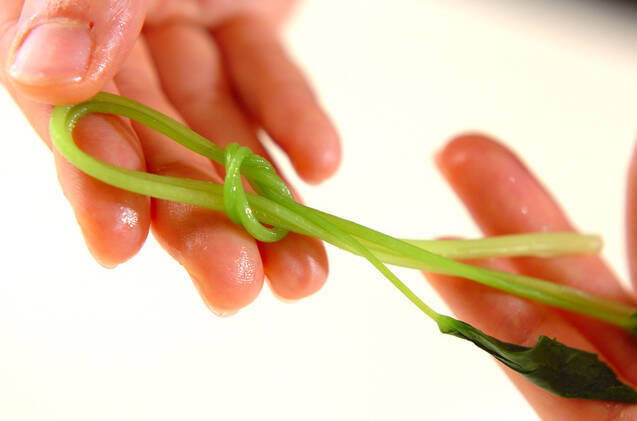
[437,315,637,402]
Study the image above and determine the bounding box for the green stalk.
[49,92,637,402]
[401,232,601,259]
[49,92,637,335]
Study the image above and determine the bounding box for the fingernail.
[9,20,92,85]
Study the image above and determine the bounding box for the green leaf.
[437,315,637,402]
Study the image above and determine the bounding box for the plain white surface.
[2,0,637,420]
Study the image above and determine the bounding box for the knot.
[223,143,293,242]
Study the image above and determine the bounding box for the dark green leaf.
[436,315,637,402]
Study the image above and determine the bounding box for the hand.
[0,1,341,314]
[425,135,637,420]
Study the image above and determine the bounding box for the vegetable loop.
[222,142,289,242]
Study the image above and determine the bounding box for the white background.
[2,0,637,420]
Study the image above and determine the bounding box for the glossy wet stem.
[49,92,637,334]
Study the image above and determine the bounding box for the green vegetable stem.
[49,92,637,402]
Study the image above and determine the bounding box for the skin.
[3,2,633,417]
[427,134,637,420]
[0,0,341,314]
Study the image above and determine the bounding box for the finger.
[214,15,341,184]
[145,0,297,28]
[436,134,637,384]
[6,80,150,267]
[143,22,269,162]
[144,22,328,300]
[144,22,297,196]
[626,140,637,288]
[424,257,637,421]
[257,234,328,300]
[2,0,145,104]
[0,1,21,88]
[114,37,264,314]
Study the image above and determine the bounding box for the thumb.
[4,0,145,104]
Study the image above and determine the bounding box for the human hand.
[0,1,341,314]
[425,135,637,420]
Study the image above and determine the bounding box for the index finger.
[435,134,637,388]
[436,135,637,382]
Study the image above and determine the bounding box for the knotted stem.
[49,92,637,335]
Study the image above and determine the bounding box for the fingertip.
[189,272,246,318]
[435,132,570,235]
[53,113,151,267]
[435,132,500,175]
[54,158,150,268]
[152,198,265,314]
[76,198,150,268]
[290,122,341,184]
[182,224,264,314]
[259,233,328,300]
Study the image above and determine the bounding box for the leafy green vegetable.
[49,92,637,402]
[437,315,637,401]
